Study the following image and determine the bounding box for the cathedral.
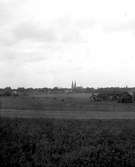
[71,81,77,89]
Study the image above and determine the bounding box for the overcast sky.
[1,0,135,88]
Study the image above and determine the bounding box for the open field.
[1,94,135,166]
[1,95,135,112]
[1,94,135,119]
[1,118,135,167]
[2,109,135,119]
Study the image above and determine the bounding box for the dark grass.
[1,118,135,166]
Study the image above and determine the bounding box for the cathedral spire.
[71,81,77,89]
[74,81,76,89]
[71,81,74,89]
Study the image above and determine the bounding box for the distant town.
[0,81,135,103]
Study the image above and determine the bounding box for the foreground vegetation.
[1,118,135,166]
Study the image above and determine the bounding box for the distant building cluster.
[71,81,86,93]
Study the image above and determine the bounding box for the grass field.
[1,95,135,112]
[1,118,135,167]
[1,94,135,166]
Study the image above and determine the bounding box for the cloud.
[14,22,57,42]
[0,44,51,64]
[0,2,12,25]
[0,17,95,66]
[103,20,135,33]
[0,15,95,48]
[0,0,29,46]
[13,18,89,44]
[0,0,26,26]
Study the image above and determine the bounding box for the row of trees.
[0,86,135,97]
[90,91,134,103]
[0,87,94,96]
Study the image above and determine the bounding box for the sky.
[1,0,135,88]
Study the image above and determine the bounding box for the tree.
[4,87,12,96]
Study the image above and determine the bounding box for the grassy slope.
[1,118,135,167]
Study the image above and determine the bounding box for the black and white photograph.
[1,0,135,166]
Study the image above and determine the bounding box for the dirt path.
[1,109,135,119]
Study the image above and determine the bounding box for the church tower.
[71,81,74,89]
[74,81,76,88]
[71,81,77,89]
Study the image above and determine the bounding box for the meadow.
[1,94,135,166]
[1,94,135,112]
[1,118,135,167]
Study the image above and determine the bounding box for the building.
[71,81,77,89]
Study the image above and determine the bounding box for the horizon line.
[1,85,135,89]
